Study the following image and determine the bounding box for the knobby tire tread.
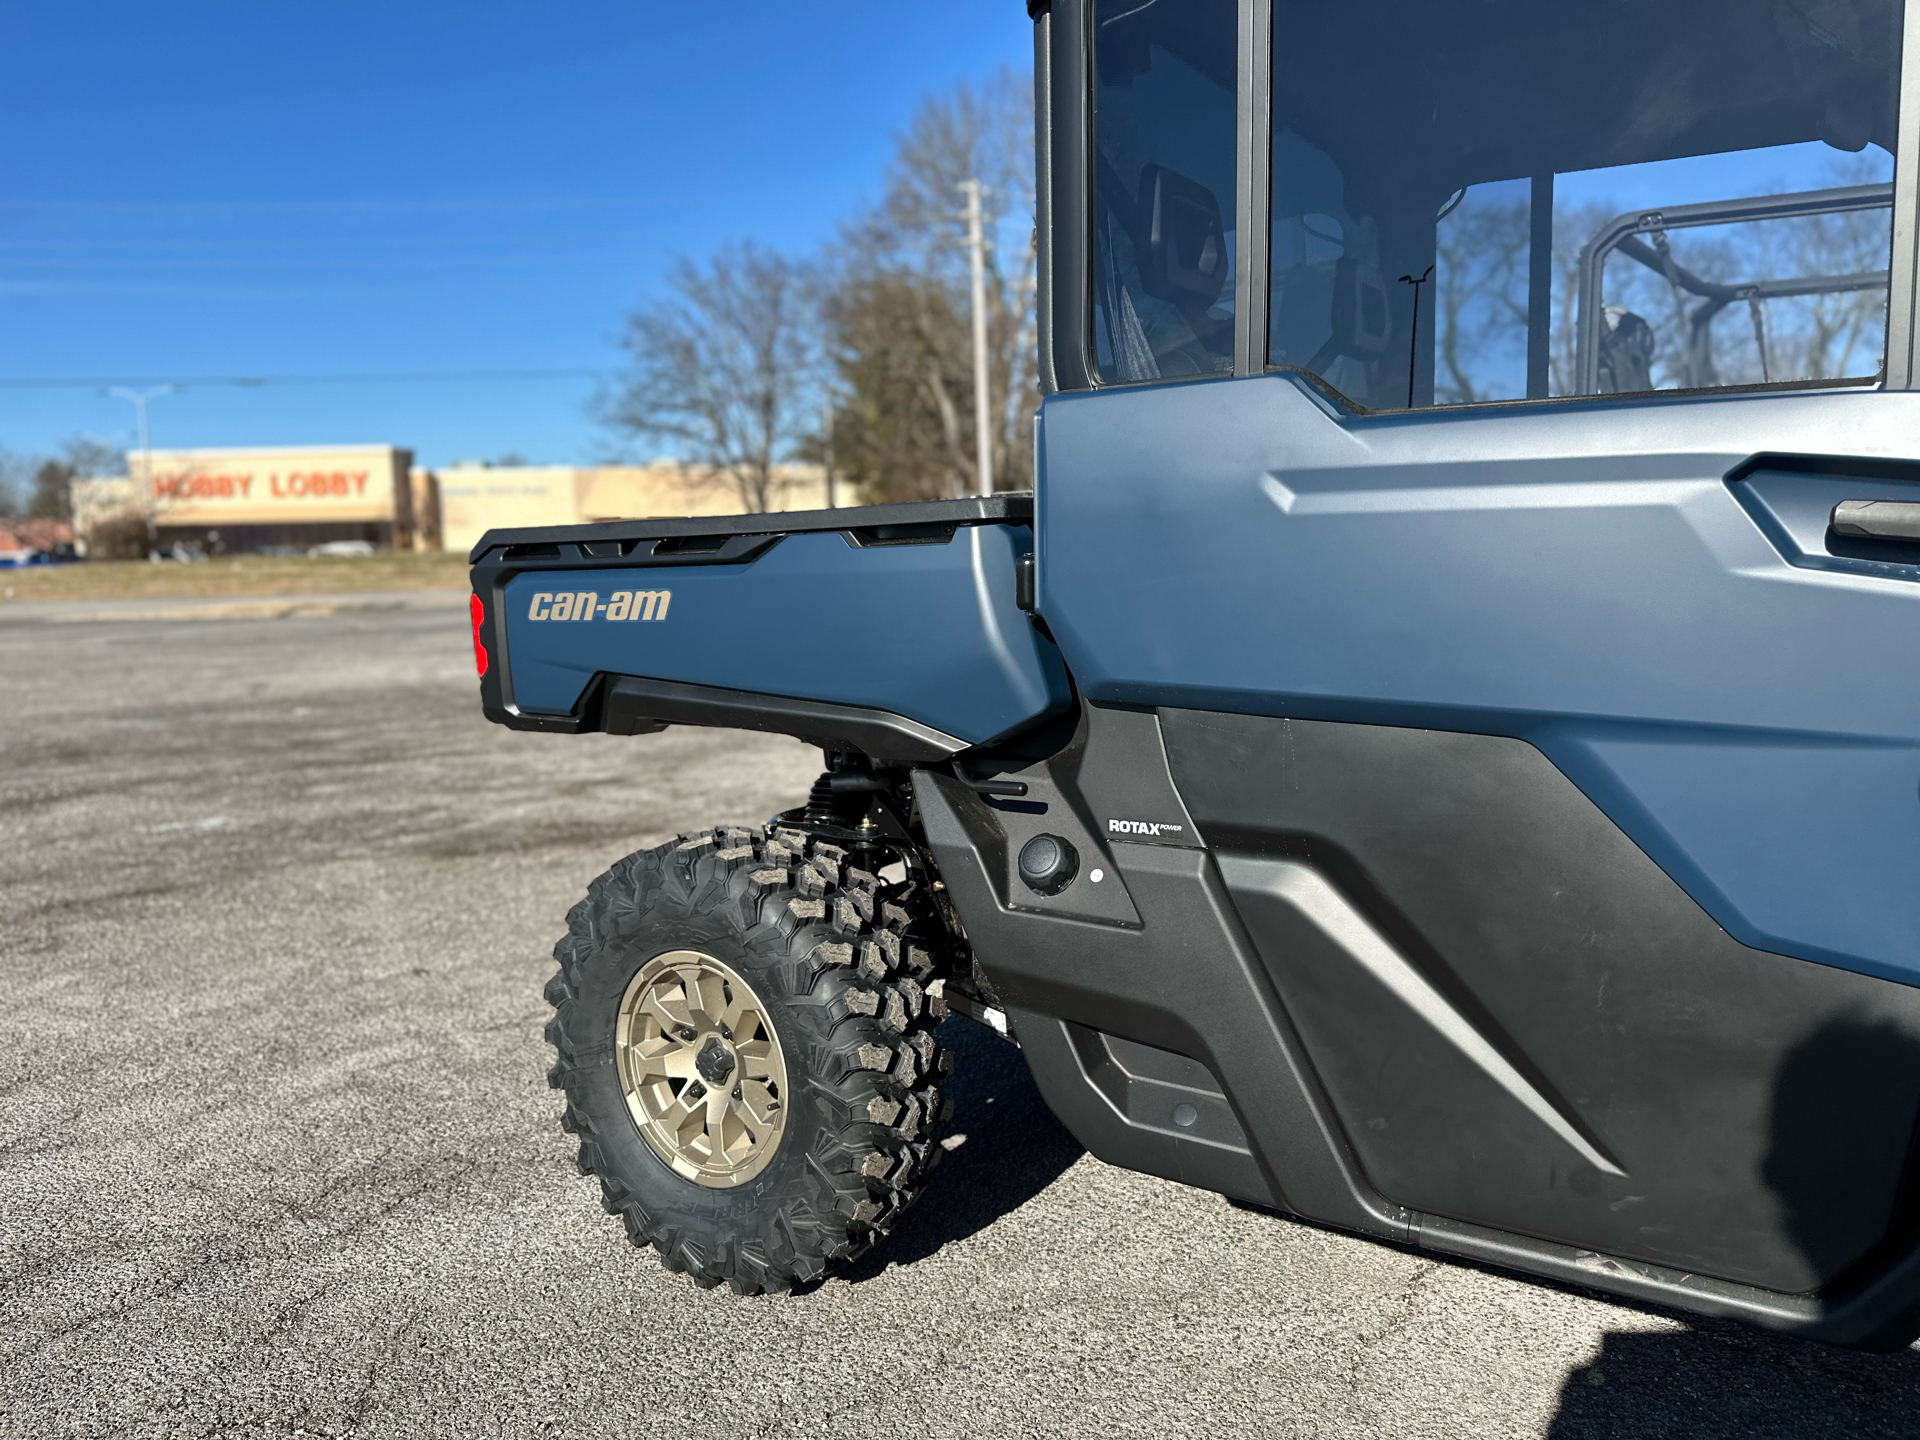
[543,824,954,1294]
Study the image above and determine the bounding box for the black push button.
[1018,834,1079,895]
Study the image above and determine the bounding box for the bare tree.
[820,68,1037,502]
[604,241,819,514]
[1547,155,1893,395]
[1433,161,1894,405]
[62,436,126,480]
[1434,196,1530,405]
[24,439,121,522]
[1700,202,1891,383]
[1548,202,1617,397]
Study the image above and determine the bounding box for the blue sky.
[0,2,1032,468]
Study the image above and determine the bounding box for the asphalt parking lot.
[3,600,1917,1439]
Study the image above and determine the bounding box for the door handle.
[1830,499,1920,541]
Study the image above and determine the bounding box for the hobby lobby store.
[77,445,423,553]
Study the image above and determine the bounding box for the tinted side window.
[1091,0,1238,384]
[1270,0,1903,410]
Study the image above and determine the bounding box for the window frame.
[1889,0,1920,387]
[1047,0,1920,404]
[1067,0,1249,390]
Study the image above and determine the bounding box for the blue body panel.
[502,523,1071,748]
[1038,374,1920,986]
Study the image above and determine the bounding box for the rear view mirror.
[1140,164,1227,310]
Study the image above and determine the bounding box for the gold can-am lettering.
[528,589,672,621]
[606,590,672,621]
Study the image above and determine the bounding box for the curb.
[0,588,470,625]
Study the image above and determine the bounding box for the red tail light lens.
[469,593,490,677]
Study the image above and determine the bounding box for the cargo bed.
[467,494,1071,760]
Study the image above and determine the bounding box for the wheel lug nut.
[677,1026,697,1042]
[731,1085,742,1100]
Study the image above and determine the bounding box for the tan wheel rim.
[615,950,790,1188]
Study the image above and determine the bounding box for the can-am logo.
[527,590,670,622]
[1108,819,1184,838]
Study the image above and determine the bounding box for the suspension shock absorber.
[802,753,869,827]
[791,755,909,875]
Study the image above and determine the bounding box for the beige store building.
[431,462,842,555]
[75,445,416,553]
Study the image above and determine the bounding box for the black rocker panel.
[1159,711,1920,1296]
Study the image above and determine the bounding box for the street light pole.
[106,385,178,549]
[960,178,994,498]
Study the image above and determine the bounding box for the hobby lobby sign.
[151,469,373,502]
[136,447,411,526]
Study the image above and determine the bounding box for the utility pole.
[822,401,836,509]
[106,384,178,549]
[960,178,994,498]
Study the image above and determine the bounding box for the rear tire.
[543,824,954,1293]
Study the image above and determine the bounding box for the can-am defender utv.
[471,0,1920,1348]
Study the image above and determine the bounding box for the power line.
[0,368,607,390]
[0,197,665,215]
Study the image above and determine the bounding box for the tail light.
[469,593,490,677]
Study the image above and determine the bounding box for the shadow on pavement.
[1548,1015,1920,1437]
[845,1016,1085,1279]
[1547,1325,1919,1438]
